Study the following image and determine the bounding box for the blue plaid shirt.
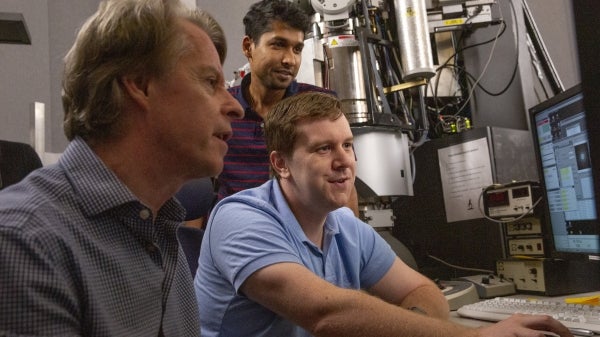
[0,137,199,336]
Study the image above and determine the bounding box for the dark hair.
[62,0,226,142]
[265,92,343,177]
[243,0,311,43]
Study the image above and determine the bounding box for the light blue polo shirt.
[195,179,396,337]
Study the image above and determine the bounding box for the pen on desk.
[564,295,600,306]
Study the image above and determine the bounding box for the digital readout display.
[511,186,530,199]
[486,190,509,207]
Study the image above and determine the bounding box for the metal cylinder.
[394,0,435,80]
[321,34,370,124]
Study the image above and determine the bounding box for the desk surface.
[449,291,600,329]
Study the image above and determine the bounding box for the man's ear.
[270,151,290,178]
[242,36,253,60]
[120,75,150,110]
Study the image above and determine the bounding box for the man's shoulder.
[213,181,279,219]
[217,181,271,205]
[327,207,377,238]
[294,82,336,95]
[227,84,242,95]
[0,167,71,228]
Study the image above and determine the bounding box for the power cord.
[427,254,495,275]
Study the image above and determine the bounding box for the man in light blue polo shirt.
[194,92,573,337]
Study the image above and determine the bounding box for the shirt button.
[139,209,151,220]
[145,242,157,253]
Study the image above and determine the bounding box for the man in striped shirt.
[218,0,359,214]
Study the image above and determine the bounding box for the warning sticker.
[327,35,359,48]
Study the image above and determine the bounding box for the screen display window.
[532,89,600,256]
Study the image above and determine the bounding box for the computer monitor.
[529,84,600,261]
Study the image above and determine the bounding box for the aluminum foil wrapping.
[394,0,436,80]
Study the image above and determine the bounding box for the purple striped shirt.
[218,74,334,199]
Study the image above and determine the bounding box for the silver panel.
[353,129,413,197]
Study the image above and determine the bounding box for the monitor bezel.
[528,83,600,262]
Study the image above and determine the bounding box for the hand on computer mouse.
[476,313,574,337]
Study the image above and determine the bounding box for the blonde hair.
[62,0,226,141]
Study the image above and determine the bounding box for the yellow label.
[444,18,465,26]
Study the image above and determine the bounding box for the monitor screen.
[529,84,600,260]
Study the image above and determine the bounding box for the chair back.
[175,177,215,276]
[0,140,42,190]
[177,226,205,276]
[175,177,216,220]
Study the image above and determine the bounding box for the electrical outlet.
[505,217,542,235]
[507,238,545,256]
[496,259,546,292]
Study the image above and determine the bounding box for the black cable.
[442,63,518,97]
[428,20,507,116]
[459,0,519,97]
[436,20,507,73]
[431,15,514,116]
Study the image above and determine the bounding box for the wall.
[527,0,579,89]
[47,0,99,153]
[0,0,51,147]
[197,0,250,82]
[0,0,99,154]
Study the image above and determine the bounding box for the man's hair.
[243,0,311,43]
[265,92,343,177]
[62,0,227,142]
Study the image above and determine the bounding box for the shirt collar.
[269,179,340,248]
[59,137,184,221]
[235,73,300,111]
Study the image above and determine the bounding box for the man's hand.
[476,313,574,337]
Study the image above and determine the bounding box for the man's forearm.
[309,288,474,337]
[399,283,450,320]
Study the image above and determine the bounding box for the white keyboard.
[457,297,600,336]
